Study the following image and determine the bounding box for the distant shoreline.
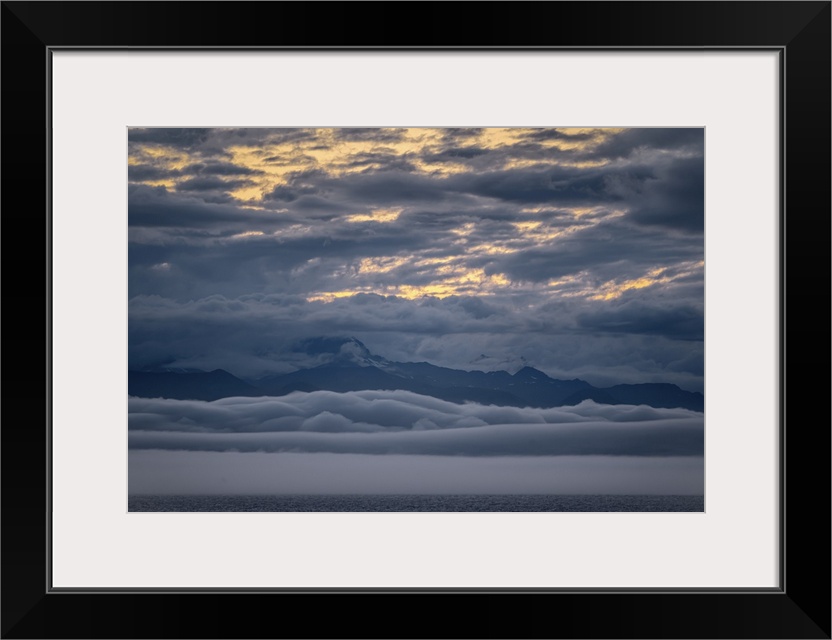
[128,494,705,513]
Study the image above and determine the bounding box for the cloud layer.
[129,390,703,456]
[128,127,704,391]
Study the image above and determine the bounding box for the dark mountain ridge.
[129,337,703,411]
[128,369,261,402]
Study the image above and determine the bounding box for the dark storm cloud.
[128,127,320,159]
[521,129,597,143]
[371,159,691,233]
[577,301,704,341]
[168,127,319,155]
[420,153,702,234]
[441,128,484,140]
[270,158,701,237]
[127,294,519,372]
[129,127,213,148]
[492,218,701,284]
[462,165,608,204]
[336,171,458,204]
[589,128,704,160]
[255,128,318,145]
[333,128,408,142]
[624,156,704,231]
[263,181,321,203]
[440,296,500,320]
[128,184,271,229]
[182,162,262,176]
[341,153,418,172]
[129,206,432,279]
[128,164,181,182]
[290,194,358,215]
[423,147,492,162]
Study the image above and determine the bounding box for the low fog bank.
[128,390,702,457]
[129,451,704,496]
[129,418,702,456]
[129,391,702,434]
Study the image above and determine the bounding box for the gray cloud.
[129,127,213,148]
[128,164,181,182]
[624,156,704,231]
[492,219,702,284]
[182,162,262,176]
[128,292,704,391]
[576,301,703,341]
[333,128,408,142]
[128,184,268,229]
[589,127,703,160]
[176,176,253,192]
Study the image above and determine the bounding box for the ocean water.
[128,494,704,512]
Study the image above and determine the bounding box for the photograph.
[127,127,705,512]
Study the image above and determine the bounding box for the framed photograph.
[125,124,707,514]
[3,2,829,638]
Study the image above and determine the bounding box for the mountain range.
[129,337,704,411]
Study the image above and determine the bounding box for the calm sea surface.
[129,494,703,512]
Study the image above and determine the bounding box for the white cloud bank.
[128,390,703,456]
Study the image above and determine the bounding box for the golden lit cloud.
[229,231,265,240]
[357,256,409,274]
[305,264,515,302]
[513,221,543,232]
[130,127,629,203]
[467,243,516,255]
[132,145,193,171]
[500,158,610,171]
[142,179,177,189]
[590,267,672,301]
[466,128,525,150]
[305,290,371,303]
[129,128,637,207]
[345,208,403,224]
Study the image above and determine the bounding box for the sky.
[127,127,704,498]
[128,127,704,392]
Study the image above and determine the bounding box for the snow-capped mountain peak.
[293,336,391,368]
[469,353,530,374]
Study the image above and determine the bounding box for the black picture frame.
[2,2,829,638]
